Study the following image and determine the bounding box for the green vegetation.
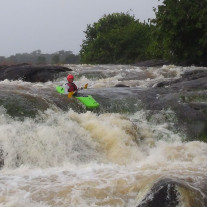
[80,0,207,66]
[152,0,207,65]
[0,50,80,65]
[80,13,152,64]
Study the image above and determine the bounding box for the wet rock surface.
[90,68,207,140]
[1,64,207,140]
[0,63,71,82]
[136,178,206,207]
[137,179,180,207]
[150,69,207,140]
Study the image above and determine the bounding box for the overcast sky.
[0,0,162,57]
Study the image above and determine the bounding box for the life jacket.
[67,82,77,92]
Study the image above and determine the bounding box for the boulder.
[147,69,207,140]
[136,178,204,207]
[137,179,180,207]
[0,63,72,82]
[114,84,129,87]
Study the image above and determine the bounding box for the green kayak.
[56,86,100,109]
[56,86,65,94]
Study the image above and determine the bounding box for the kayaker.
[64,74,78,95]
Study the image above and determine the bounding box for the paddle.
[68,83,88,98]
[68,91,75,98]
[83,83,88,89]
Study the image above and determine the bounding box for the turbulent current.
[0,64,207,207]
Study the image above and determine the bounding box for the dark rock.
[137,178,205,207]
[0,64,72,82]
[181,69,207,80]
[114,84,129,87]
[155,69,207,90]
[146,68,207,140]
[138,87,207,140]
[137,179,180,207]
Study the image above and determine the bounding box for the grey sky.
[0,0,162,57]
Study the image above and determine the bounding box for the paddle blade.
[68,91,75,98]
[84,83,88,89]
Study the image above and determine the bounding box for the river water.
[0,65,207,206]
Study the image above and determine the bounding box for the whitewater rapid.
[0,65,207,206]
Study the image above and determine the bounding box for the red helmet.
[67,74,74,81]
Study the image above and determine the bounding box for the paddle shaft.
[68,83,88,98]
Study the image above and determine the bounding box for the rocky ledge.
[0,63,71,82]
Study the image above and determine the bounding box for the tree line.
[0,50,80,65]
[80,0,207,66]
[1,0,206,66]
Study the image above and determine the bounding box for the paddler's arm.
[63,83,69,94]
